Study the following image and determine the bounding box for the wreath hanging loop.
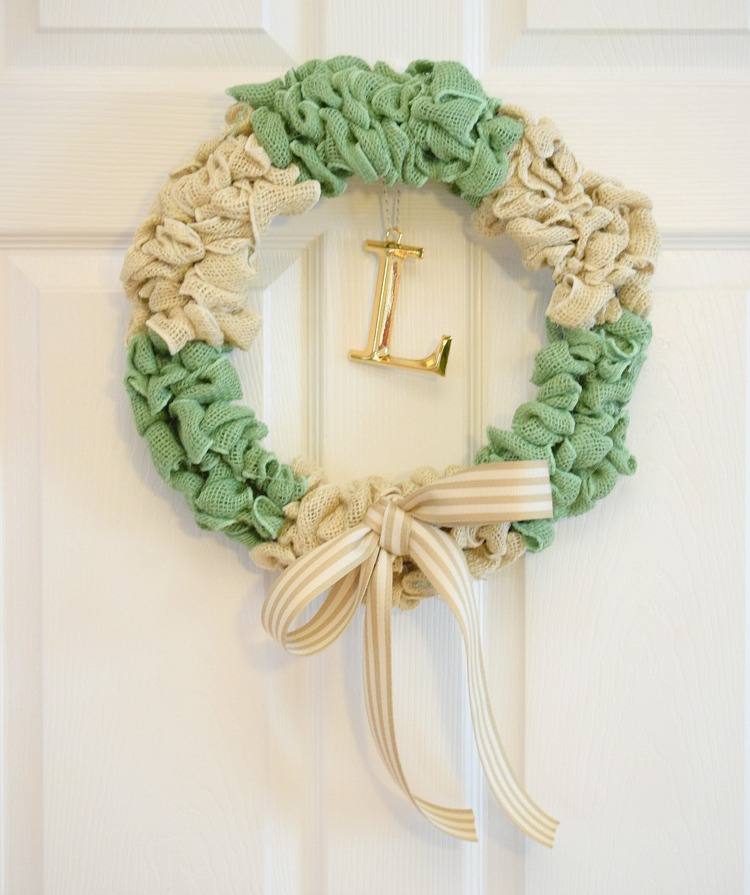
[121,56,659,845]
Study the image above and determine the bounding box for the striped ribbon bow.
[261,461,559,845]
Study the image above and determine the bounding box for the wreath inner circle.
[121,57,659,843]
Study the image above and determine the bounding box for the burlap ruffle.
[226,57,523,206]
[474,105,659,330]
[122,111,320,354]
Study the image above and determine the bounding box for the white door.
[2,3,748,893]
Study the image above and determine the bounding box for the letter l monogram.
[349,228,452,375]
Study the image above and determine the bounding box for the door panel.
[2,3,749,892]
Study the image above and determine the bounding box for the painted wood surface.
[1,2,748,892]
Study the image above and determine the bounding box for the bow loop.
[402,459,554,525]
[261,460,558,845]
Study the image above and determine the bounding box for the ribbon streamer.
[261,461,559,845]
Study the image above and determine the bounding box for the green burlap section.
[125,330,308,549]
[227,57,522,206]
[475,310,652,552]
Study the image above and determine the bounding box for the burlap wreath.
[123,57,657,608]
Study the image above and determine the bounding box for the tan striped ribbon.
[261,461,559,845]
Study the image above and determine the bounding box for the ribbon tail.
[363,550,478,842]
[410,523,559,847]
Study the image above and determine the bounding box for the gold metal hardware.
[348,228,452,376]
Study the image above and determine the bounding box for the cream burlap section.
[474,105,659,330]
[122,106,321,353]
[251,459,527,609]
